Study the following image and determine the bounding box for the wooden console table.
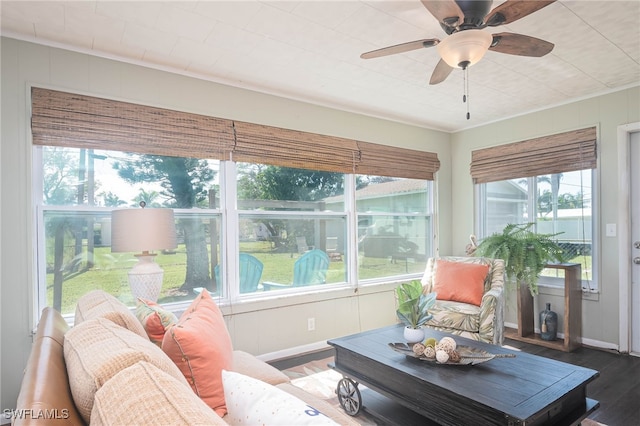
[506,263,582,352]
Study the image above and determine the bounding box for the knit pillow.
[432,259,490,306]
[74,289,148,339]
[162,290,233,417]
[92,361,226,425]
[64,317,188,423]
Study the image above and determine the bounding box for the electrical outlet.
[307,317,315,331]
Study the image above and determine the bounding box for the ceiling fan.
[361,0,556,85]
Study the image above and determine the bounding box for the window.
[356,176,433,280]
[35,148,434,314]
[473,127,598,292]
[31,87,439,315]
[233,163,348,293]
[36,147,224,314]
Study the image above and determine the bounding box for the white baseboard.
[256,340,331,363]
[504,321,620,352]
[580,337,619,352]
[257,325,624,364]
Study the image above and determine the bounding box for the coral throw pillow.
[135,298,178,345]
[432,260,490,306]
[161,290,233,417]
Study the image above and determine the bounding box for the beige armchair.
[421,256,505,345]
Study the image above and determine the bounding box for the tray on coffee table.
[388,342,516,365]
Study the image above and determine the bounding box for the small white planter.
[403,326,425,344]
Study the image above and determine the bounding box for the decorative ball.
[424,337,437,348]
[448,350,461,363]
[435,349,450,363]
[423,346,436,359]
[412,343,426,356]
[436,339,456,356]
[439,336,457,351]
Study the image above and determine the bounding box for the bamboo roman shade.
[470,127,597,184]
[31,87,440,180]
[356,141,440,180]
[31,87,235,160]
[232,121,361,173]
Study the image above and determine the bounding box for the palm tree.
[132,189,162,207]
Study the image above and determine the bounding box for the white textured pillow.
[222,370,338,425]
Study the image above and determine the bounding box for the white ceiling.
[2,0,639,132]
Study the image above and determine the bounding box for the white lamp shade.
[111,208,177,253]
[437,29,493,69]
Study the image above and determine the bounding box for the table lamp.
[111,202,177,302]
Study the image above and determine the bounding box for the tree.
[132,189,162,207]
[237,165,346,251]
[558,192,584,209]
[42,147,88,307]
[43,147,78,205]
[114,155,215,291]
[100,191,127,207]
[238,165,344,201]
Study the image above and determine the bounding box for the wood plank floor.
[271,339,640,425]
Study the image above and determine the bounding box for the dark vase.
[539,302,558,341]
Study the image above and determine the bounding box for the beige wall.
[0,37,450,410]
[449,86,640,344]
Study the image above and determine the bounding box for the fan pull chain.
[463,66,470,120]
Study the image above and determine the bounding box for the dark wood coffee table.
[328,325,599,425]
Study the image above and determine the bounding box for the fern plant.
[395,280,437,329]
[474,223,565,296]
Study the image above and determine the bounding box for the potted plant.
[474,223,565,339]
[396,280,437,343]
[474,223,565,296]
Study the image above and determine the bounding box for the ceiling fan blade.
[490,32,554,57]
[485,0,556,27]
[360,39,439,59]
[429,59,454,85]
[420,0,463,29]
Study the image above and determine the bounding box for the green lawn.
[48,240,590,315]
[47,240,426,314]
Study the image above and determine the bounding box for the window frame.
[476,170,599,293]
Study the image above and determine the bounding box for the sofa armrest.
[14,307,84,425]
[232,350,290,386]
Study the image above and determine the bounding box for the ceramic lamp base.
[128,253,164,302]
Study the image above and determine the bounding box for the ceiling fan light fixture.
[437,29,493,69]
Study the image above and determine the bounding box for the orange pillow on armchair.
[432,260,490,306]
